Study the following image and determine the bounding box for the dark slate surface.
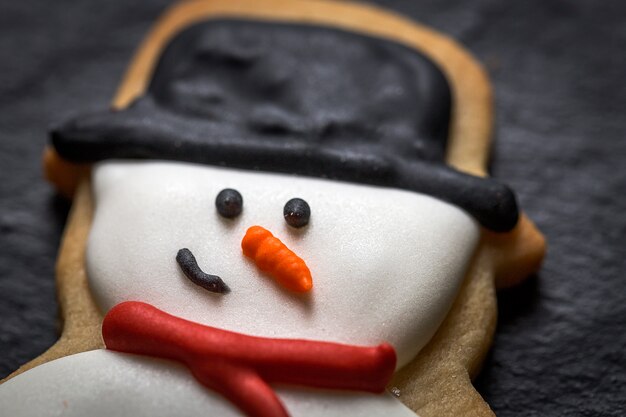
[0,1,624,416]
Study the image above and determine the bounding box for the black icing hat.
[51,19,518,232]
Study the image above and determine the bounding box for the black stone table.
[1,1,624,416]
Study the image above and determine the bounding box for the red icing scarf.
[102,301,396,417]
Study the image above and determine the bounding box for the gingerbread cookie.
[0,1,545,416]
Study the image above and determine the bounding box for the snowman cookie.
[0,1,545,416]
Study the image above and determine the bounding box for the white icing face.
[87,161,479,368]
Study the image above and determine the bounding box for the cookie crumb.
[390,387,401,397]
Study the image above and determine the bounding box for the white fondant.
[87,161,480,368]
[1,161,480,416]
[0,350,418,417]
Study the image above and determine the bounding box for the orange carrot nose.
[242,225,313,293]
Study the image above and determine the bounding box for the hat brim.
[51,98,519,232]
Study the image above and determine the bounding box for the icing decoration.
[0,350,418,417]
[241,225,313,292]
[216,188,243,219]
[102,301,397,417]
[50,19,519,232]
[283,198,311,228]
[87,161,481,369]
[176,248,230,294]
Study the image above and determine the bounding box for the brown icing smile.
[176,248,230,294]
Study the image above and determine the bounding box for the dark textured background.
[0,1,624,416]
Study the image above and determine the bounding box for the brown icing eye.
[283,198,310,228]
[216,189,243,218]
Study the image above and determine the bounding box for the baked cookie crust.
[4,1,545,416]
